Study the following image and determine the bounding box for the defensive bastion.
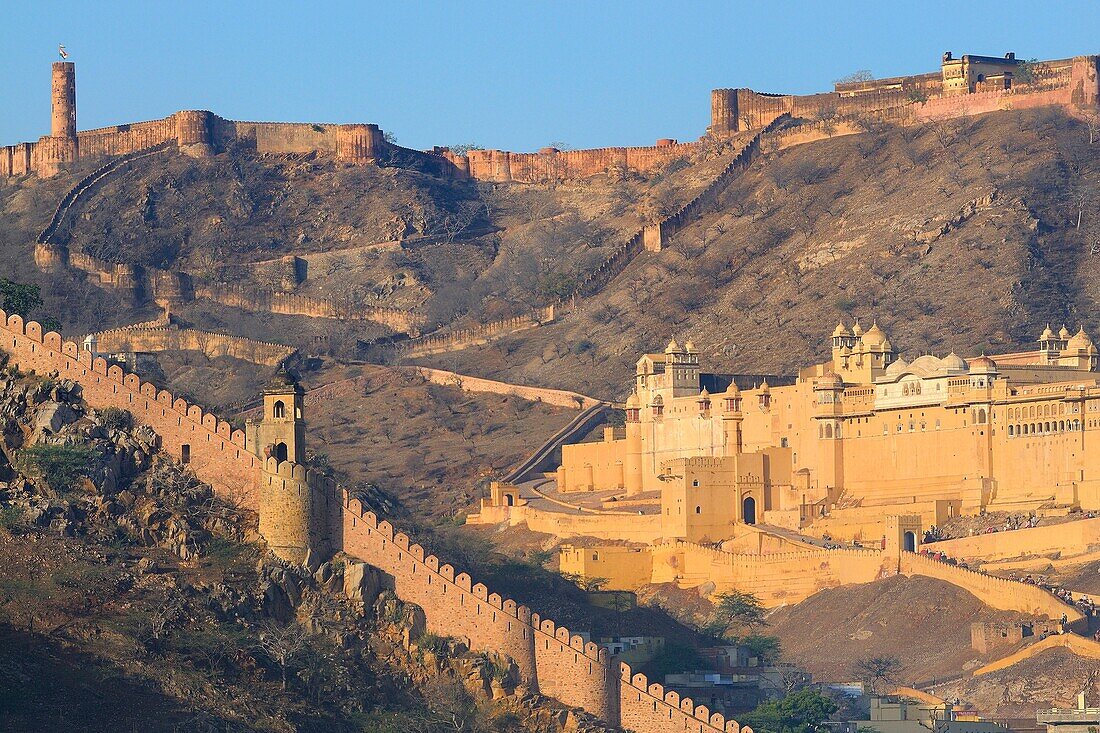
[0,311,750,733]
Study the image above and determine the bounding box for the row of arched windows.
[1007,420,1080,437]
[1008,403,1067,421]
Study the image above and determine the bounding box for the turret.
[624,391,644,495]
[174,110,213,158]
[37,61,78,177]
[721,381,743,455]
[249,368,322,564]
[51,61,76,139]
[247,366,306,463]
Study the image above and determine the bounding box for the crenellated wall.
[393,306,555,357]
[899,552,1084,623]
[0,313,261,507]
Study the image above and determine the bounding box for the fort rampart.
[708,55,1099,134]
[0,312,743,732]
[925,518,1100,565]
[0,313,261,507]
[394,306,555,357]
[898,552,1083,623]
[88,324,296,366]
[408,365,597,409]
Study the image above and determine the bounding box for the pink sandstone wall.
[618,663,749,733]
[0,311,752,732]
[0,314,261,508]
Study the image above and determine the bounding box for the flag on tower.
[58,44,69,60]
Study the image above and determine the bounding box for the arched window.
[1008,425,1014,437]
[274,442,288,462]
[695,506,702,514]
[825,424,833,439]
[977,408,987,424]
[273,400,286,419]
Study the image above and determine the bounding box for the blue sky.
[2,1,1099,152]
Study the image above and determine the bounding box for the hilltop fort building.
[485,324,1100,548]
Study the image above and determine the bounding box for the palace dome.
[625,392,640,409]
[1039,325,1055,341]
[861,323,888,347]
[832,322,850,338]
[942,352,969,372]
[884,357,909,376]
[1059,325,1072,340]
[684,340,697,353]
[664,339,680,354]
[725,381,741,396]
[971,354,998,372]
[1067,328,1096,353]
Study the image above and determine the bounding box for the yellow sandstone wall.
[928,518,1100,563]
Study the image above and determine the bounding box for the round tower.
[252,369,319,564]
[259,458,320,564]
[174,110,213,158]
[51,62,77,139]
[337,124,382,164]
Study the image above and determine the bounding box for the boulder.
[34,401,77,436]
[342,562,382,607]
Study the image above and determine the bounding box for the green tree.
[743,688,839,733]
[640,642,704,680]
[20,444,98,491]
[0,279,43,316]
[714,589,767,635]
[736,633,782,665]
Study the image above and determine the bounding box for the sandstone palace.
[473,325,1100,603]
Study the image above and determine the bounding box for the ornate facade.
[555,325,1100,543]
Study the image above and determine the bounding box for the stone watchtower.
[248,367,305,464]
[36,61,78,176]
[248,368,332,564]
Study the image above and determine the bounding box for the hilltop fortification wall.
[89,324,296,366]
[710,55,1099,135]
[0,313,261,507]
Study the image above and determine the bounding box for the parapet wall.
[338,494,742,731]
[710,55,1099,134]
[89,324,296,366]
[899,552,1081,622]
[0,313,261,508]
[394,306,554,357]
[460,140,698,184]
[928,518,1100,564]
[618,662,749,733]
[651,540,892,606]
[409,365,597,408]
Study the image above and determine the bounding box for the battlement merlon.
[709,53,1100,135]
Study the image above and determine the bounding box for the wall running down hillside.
[88,324,296,366]
[0,313,748,733]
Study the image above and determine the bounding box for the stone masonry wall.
[0,310,751,731]
[0,314,261,507]
[89,325,296,366]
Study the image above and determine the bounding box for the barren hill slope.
[417,109,1100,398]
